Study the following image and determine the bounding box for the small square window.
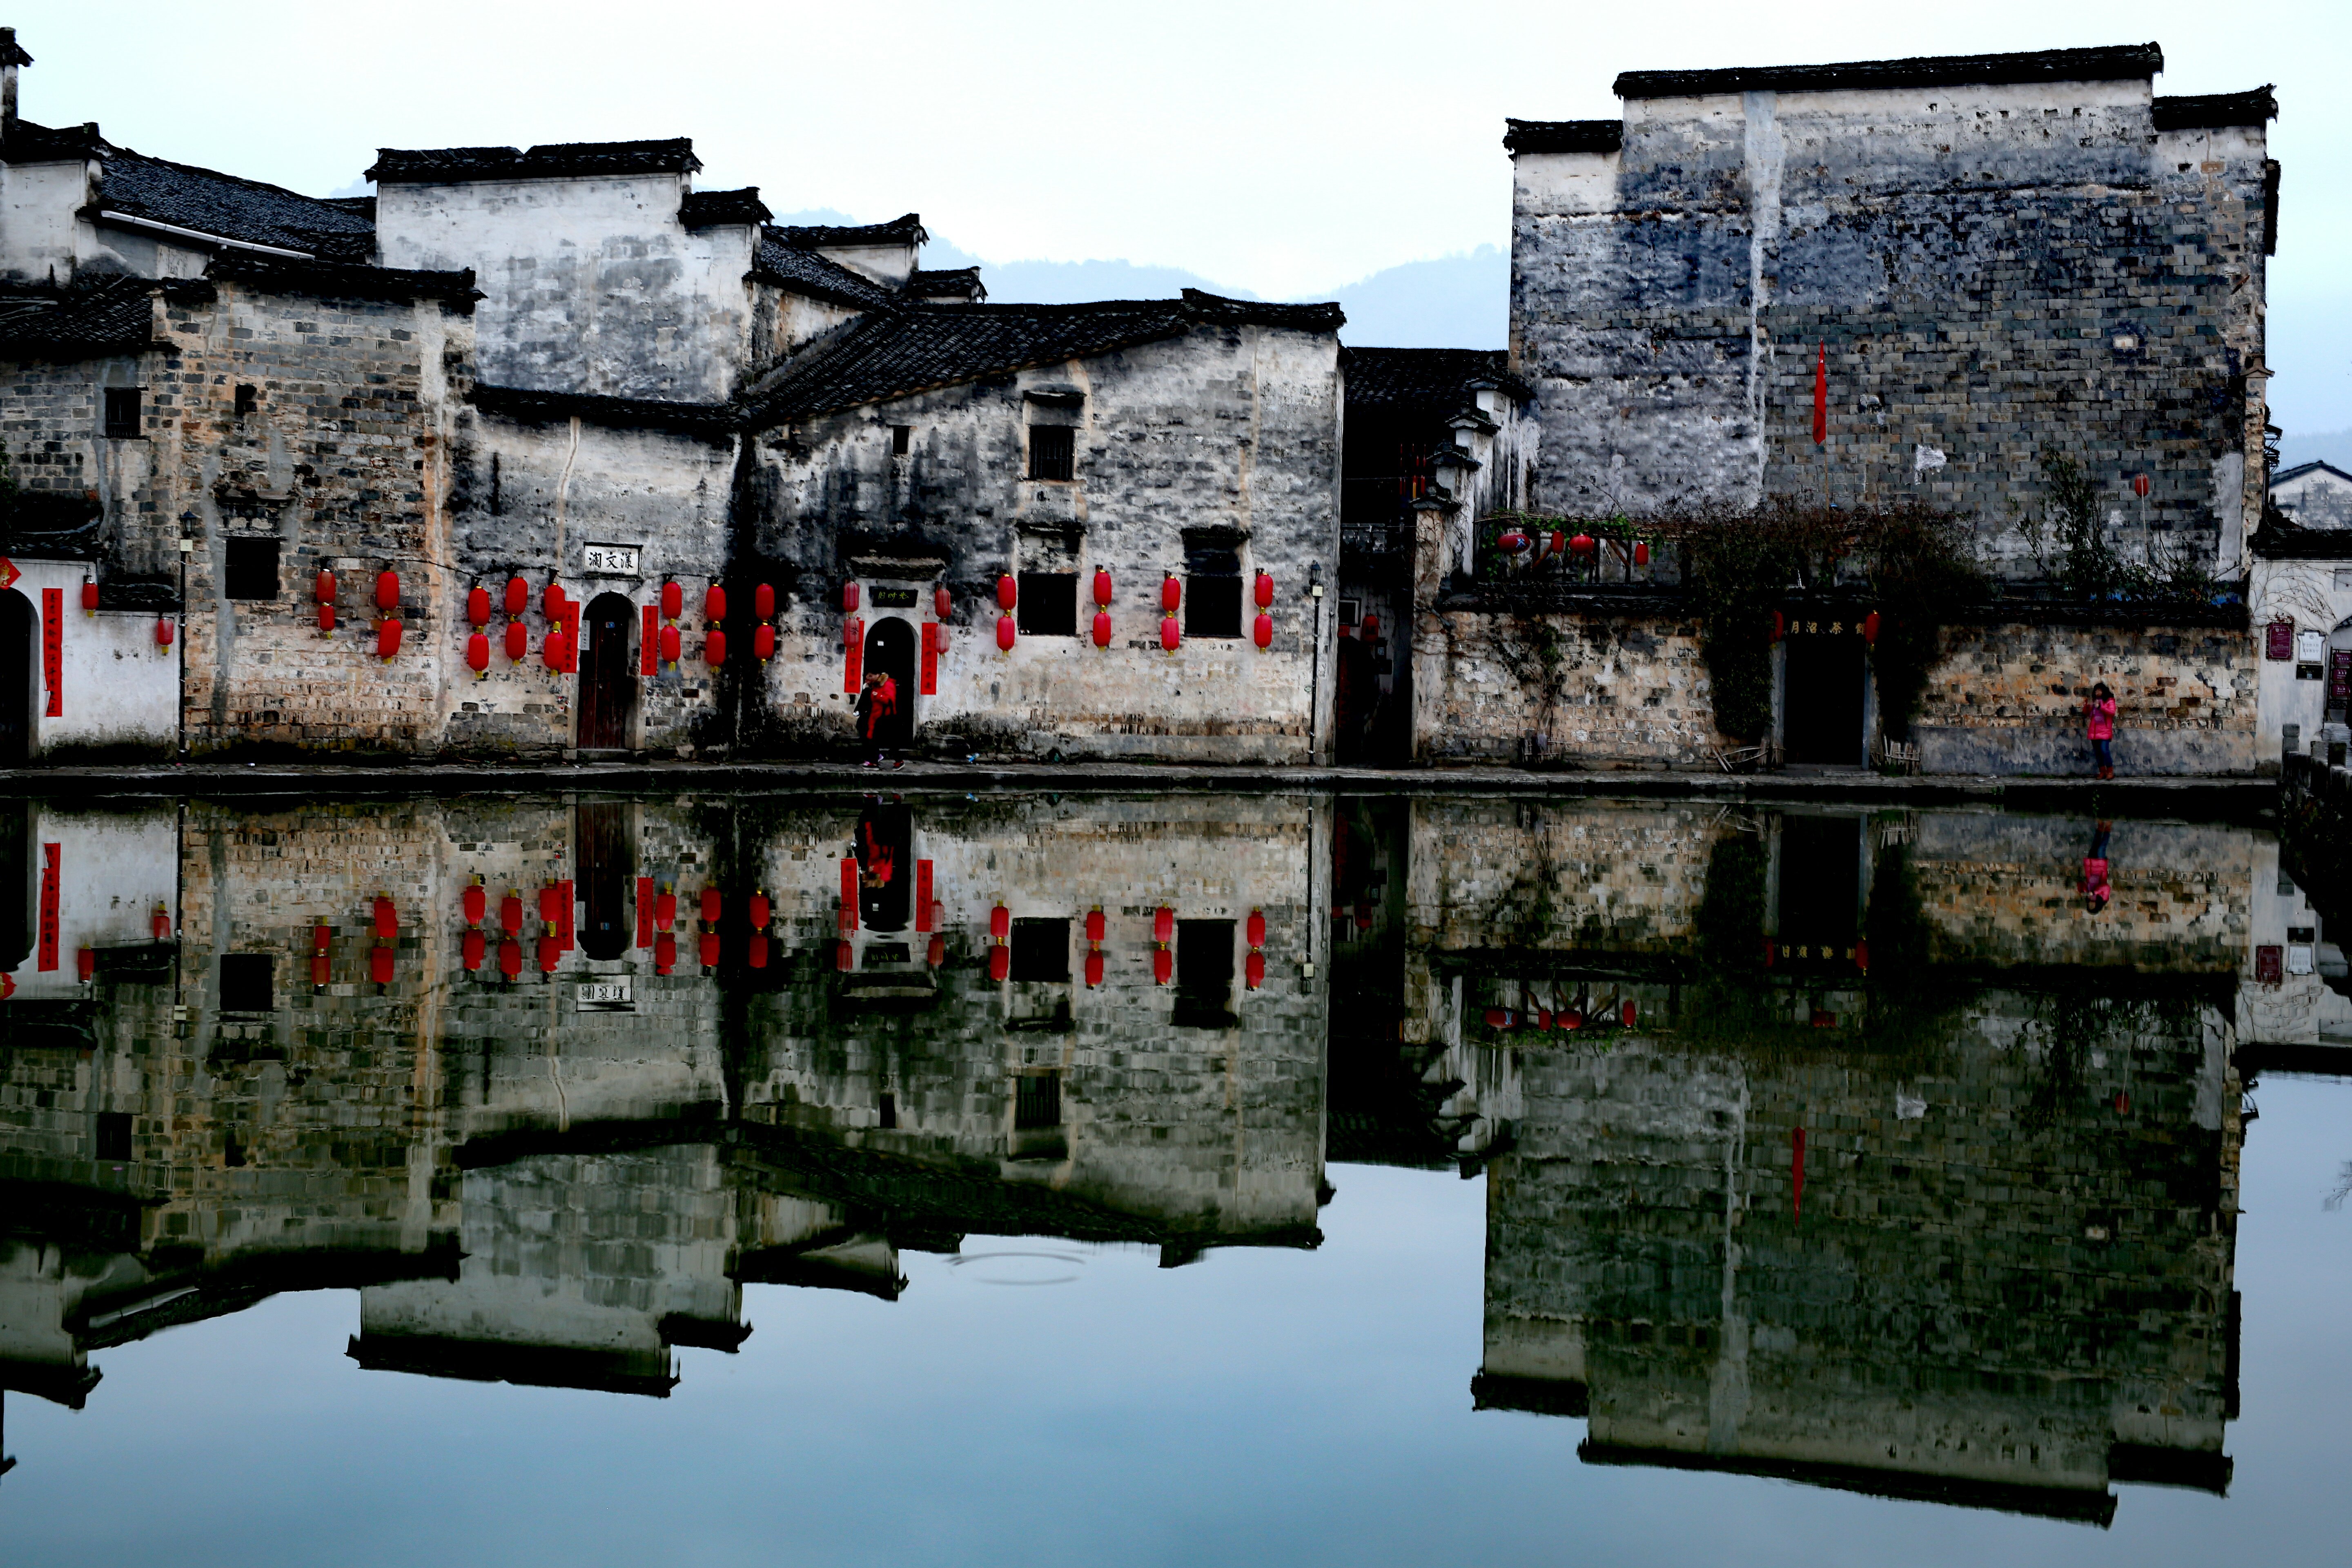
[878,1091,898,1130]
[234,384,259,417]
[1187,576,1243,639]
[1009,917,1070,982]
[224,538,281,601]
[1014,1071,1062,1130]
[1172,918,1237,1028]
[103,387,143,439]
[1016,573,1078,637]
[1029,425,1075,481]
[95,1111,133,1162]
[220,952,274,1013]
[891,424,912,456]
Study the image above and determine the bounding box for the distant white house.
[2271,460,2352,528]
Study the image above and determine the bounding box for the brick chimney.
[0,29,30,131]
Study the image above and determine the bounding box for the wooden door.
[577,592,636,750]
[0,590,31,766]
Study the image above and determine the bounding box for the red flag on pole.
[1812,343,1828,446]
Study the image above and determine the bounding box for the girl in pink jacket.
[2084,682,2117,780]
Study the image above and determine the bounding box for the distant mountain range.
[2282,430,2352,473]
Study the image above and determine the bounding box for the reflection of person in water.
[860,817,896,892]
[2082,820,2112,913]
[855,800,913,932]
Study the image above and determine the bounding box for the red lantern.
[151,904,172,941]
[1560,1009,1583,1031]
[660,579,683,621]
[842,581,860,613]
[756,583,777,620]
[504,620,528,661]
[657,932,678,974]
[1161,577,1181,613]
[373,895,397,939]
[748,934,770,969]
[1153,947,1173,985]
[376,570,400,610]
[754,624,775,660]
[699,932,719,968]
[705,584,726,622]
[1246,910,1266,949]
[537,934,560,974]
[706,628,727,666]
[1855,940,1869,975]
[542,628,566,670]
[990,904,1011,942]
[1153,906,1174,945]
[463,883,486,925]
[1550,530,1567,557]
[1085,909,1106,944]
[700,886,722,925]
[1361,614,1379,639]
[927,934,946,967]
[156,616,175,648]
[1160,617,1180,653]
[660,623,682,665]
[80,577,98,615]
[313,922,332,953]
[1621,999,1637,1028]
[467,586,491,626]
[542,581,566,621]
[926,621,947,655]
[317,569,337,605]
[501,576,526,617]
[1252,613,1272,650]
[466,632,490,674]
[1496,530,1531,554]
[989,945,1010,982]
[1570,533,1596,556]
[462,930,485,971]
[500,893,524,935]
[1095,569,1115,606]
[1245,950,1265,990]
[749,892,772,929]
[1768,610,1785,643]
[1093,611,1113,648]
[1254,572,1274,608]
[655,890,676,931]
[312,952,331,987]
[318,603,336,633]
[371,945,395,986]
[1085,949,1105,987]
[996,615,1016,652]
[998,574,1018,611]
[498,938,522,979]
[2132,472,2152,499]
[1862,611,1881,646]
[537,884,562,925]
[377,618,403,659]
[1633,540,1650,568]
[935,585,953,619]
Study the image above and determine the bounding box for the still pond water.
[1,791,2347,1565]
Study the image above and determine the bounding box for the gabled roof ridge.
[2273,459,2352,484]
[1615,42,2164,100]
[366,138,700,184]
[100,142,363,216]
[771,212,926,248]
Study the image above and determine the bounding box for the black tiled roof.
[205,254,481,309]
[679,187,772,227]
[90,147,377,261]
[772,213,926,248]
[320,195,376,220]
[750,229,900,310]
[2253,518,2352,561]
[1343,347,1530,410]
[2153,88,2278,131]
[470,383,740,439]
[0,116,100,162]
[366,138,700,183]
[0,277,160,357]
[746,291,1341,425]
[1503,119,1623,155]
[906,266,986,302]
[1615,42,2163,99]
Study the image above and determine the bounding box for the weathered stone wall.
[1915,615,2255,775]
[751,323,1343,762]
[1512,81,2271,575]
[1411,604,1735,766]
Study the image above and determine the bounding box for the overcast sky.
[15,1,2351,430]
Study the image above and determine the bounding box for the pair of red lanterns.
[1483,999,1639,1032]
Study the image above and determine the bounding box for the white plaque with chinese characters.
[575,978,634,1012]
[582,543,642,576]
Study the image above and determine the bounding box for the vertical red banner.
[37,842,60,971]
[840,858,859,932]
[844,629,863,693]
[641,605,657,677]
[41,587,62,717]
[920,631,938,695]
[557,879,575,951]
[635,876,654,948]
[915,860,934,932]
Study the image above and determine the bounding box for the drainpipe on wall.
[1307,561,1324,764]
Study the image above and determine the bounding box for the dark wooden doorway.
[862,617,916,750]
[577,592,636,751]
[1782,635,1865,766]
[575,801,633,960]
[0,590,33,767]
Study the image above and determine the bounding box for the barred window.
[1028,425,1075,481]
[103,387,143,439]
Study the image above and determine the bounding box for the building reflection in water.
[2,792,2341,1524]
